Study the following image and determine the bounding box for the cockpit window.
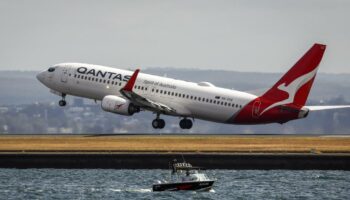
[48,67,55,72]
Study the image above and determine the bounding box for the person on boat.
[182,170,191,182]
[171,159,177,174]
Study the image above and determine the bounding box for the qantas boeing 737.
[37,43,350,129]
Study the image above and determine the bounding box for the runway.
[0,134,349,170]
[0,134,349,153]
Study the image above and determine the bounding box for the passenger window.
[103,80,106,83]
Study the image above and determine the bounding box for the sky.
[0,0,349,73]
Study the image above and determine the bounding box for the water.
[0,169,349,200]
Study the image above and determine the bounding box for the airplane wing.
[120,69,178,115]
[304,105,350,111]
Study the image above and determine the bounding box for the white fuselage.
[37,63,257,123]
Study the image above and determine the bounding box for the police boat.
[152,160,215,192]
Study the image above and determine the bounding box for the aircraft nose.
[36,71,45,83]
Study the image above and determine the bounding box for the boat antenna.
[181,154,186,162]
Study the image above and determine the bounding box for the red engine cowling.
[101,95,140,116]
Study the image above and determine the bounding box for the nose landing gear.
[152,113,165,129]
[58,94,67,107]
[179,118,193,129]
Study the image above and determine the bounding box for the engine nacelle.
[101,95,140,116]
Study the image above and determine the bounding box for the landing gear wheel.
[158,119,165,129]
[179,118,193,129]
[152,119,159,129]
[152,119,165,129]
[180,119,186,129]
[59,93,67,107]
[59,100,66,107]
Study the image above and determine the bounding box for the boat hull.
[152,181,214,192]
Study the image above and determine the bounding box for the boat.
[152,160,215,192]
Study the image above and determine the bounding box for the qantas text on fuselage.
[37,44,350,129]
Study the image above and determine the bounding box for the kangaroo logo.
[259,67,318,116]
[114,103,124,110]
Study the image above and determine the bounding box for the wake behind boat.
[152,160,215,192]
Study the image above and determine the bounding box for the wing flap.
[120,69,177,115]
[122,90,176,114]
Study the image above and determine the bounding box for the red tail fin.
[259,43,326,114]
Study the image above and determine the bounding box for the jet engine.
[101,95,140,116]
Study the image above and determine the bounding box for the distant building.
[47,127,58,134]
[0,107,8,113]
[3,125,8,134]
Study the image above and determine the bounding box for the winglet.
[123,69,140,91]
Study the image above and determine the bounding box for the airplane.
[37,43,350,129]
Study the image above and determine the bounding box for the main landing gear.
[151,114,193,129]
[179,118,192,129]
[152,114,165,129]
[58,94,67,107]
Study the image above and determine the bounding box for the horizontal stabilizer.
[304,105,350,111]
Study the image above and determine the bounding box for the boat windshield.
[192,173,209,181]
